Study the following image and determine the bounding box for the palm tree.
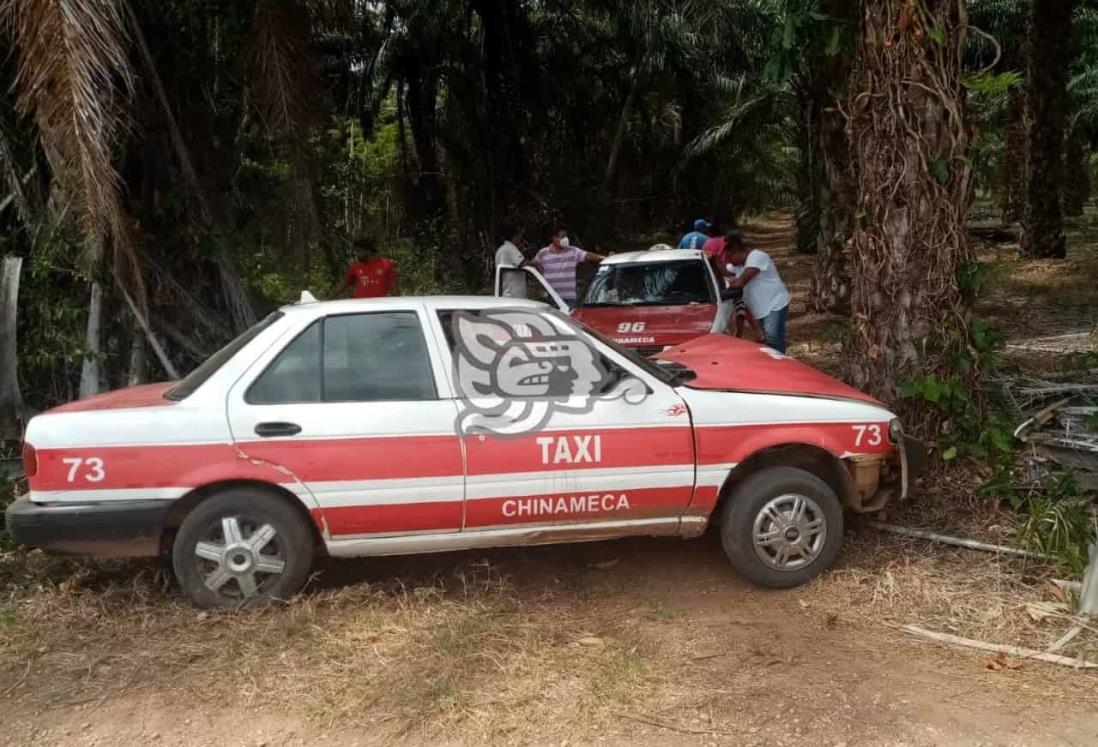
[1020,0,1072,259]
[809,0,856,313]
[842,0,975,418]
[969,0,1029,225]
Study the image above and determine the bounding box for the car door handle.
[254,421,302,438]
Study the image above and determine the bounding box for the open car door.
[494,265,570,313]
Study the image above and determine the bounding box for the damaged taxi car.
[6,294,924,607]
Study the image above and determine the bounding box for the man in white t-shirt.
[495,225,527,299]
[725,231,791,353]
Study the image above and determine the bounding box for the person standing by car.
[678,219,711,250]
[531,227,606,308]
[724,231,791,353]
[328,237,398,298]
[495,224,528,299]
[701,222,726,265]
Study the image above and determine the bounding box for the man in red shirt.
[329,237,398,298]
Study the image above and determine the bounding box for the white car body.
[8,295,919,606]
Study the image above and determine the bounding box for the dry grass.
[0,551,659,742]
[975,212,1098,370]
[807,530,1098,666]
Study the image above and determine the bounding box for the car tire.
[172,488,315,608]
[720,467,843,588]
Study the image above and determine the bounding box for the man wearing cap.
[678,219,711,250]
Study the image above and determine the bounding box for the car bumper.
[4,496,170,557]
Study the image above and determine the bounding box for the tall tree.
[970,0,1029,226]
[1000,86,1027,224]
[1020,0,1072,259]
[843,0,974,420]
[811,0,856,313]
[1063,126,1090,216]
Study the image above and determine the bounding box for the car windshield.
[165,312,284,401]
[580,259,713,307]
[550,310,678,385]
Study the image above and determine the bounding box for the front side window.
[247,322,322,404]
[581,260,714,307]
[437,308,656,397]
[323,312,436,401]
[246,312,436,404]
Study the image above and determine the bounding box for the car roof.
[601,248,706,265]
[281,295,549,315]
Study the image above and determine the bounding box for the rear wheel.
[172,488,314,608]
[720,467,843,588]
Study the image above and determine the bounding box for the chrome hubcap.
[752,494,827,571]
[195,517,285,599]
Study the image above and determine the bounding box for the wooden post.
[78,279,104,399]
[1081,542,1097,617]
[0,256,27,439]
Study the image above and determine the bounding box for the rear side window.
[166,312,284,400]
[246,312,436,404]
[323,313,436,401]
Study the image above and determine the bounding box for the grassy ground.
[2,212,1097,746]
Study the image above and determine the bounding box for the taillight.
[22,442,37,477]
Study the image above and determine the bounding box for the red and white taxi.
[497,248,734,357]
[7,294,922,608]
[573,249,734,356]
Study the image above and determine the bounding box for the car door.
[705,258,735,334]
[494,266,570,312]
[429,305,696,535]
[226,306,465,540]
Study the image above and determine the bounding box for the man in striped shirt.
[532,228,606,308]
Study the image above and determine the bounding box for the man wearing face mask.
[532,227,606,309]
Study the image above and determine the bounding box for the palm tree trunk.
[127,327,147,387]
[1000,86,1026,225]
[601,70,639,197]
[1063,127,1089,217]
[793,81,820,256]
[811,0,856,314]
[1020,0,1071,259]
[812,97,854,314]
[843,0,973,420]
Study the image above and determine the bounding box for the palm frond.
[0,121,33,226]
[678,81,775,164]
[1,0,134,262]
[246,0,323,140]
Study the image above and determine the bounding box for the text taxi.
[6,295,923,608]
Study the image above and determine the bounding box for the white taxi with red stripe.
[7,295,923,607]
[573,249,733,357]
[497,249,735,357]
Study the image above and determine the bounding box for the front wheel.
[720,467,843,588]
[172,488,315,608]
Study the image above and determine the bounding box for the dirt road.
[3,528,1097,746]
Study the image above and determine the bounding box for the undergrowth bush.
[898,277,1096,572]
